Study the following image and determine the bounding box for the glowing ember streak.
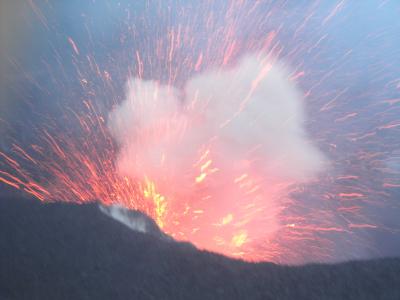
[0,174,20,190]
[67,37,80,55]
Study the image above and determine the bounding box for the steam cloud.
[99,204,170,240]
[107,54,327,246]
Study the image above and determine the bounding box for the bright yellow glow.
[222,213,233,225]
[232,230,247,247]
[195,173,207,183]
[142,178,167,228]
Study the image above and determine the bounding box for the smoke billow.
[99,204,170,240]
[106,54,327,254]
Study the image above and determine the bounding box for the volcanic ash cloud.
[107,54,327,254]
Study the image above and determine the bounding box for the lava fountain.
[107,54,326,260]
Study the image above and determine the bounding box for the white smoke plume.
[107,53,327,251]
[100,204,149,233]
[99,204,170,240]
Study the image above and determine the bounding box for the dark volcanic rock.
[0,194,399,300]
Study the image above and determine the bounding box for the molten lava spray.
[107,54,326,260]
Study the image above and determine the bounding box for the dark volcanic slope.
[0,195,399,300]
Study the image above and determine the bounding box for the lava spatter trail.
[0,1,399,264]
